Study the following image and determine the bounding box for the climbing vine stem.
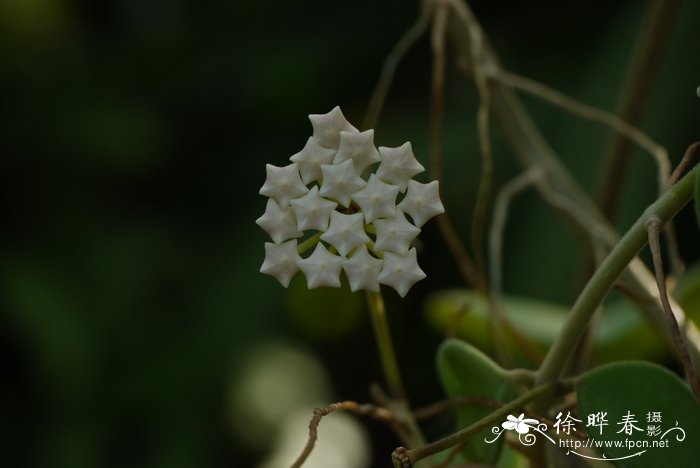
[536,165,698,386]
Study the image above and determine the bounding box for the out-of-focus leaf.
[425,290,563,356]
[436,338,517,464]
[425,290,666,365]
[595,300,666,361]
[675,263,700,322]
[577,361,700,467]
[496,444,530,468]
[286,275,364,340]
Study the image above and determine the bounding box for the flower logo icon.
[502,413,540,435]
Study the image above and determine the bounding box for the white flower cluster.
[256,107,444,297]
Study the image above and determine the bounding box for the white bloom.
[343,245,383,292]
[321,211,371,257]
[256,198,303,244]
[319,159,367,207]
[290,137,337,185]
[376,142,425,191]
[258,107,441,296]
[397,180,445,227]
[260,240,302,287]
[334,129,381,173]
[259,163,309,207]
[309,106,358,149]
[351,174,399,223]
[373,210,421,254]
[290,186,338,232]
[298,243,344,289]
[378,248,426,297]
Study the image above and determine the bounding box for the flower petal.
[320,211,370,257]
[259,163,309,207]
[260,240,302,287]
[309,106,358,149]
[319,159,366,207]
[377,248,426,297]
[289,186,338,232]
[298,242,344,289]
[342,245,383,292]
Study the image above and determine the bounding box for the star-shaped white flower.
[289,186,338,232]
[320,211,371,257]
[397,180,445,227]
[502,414,540,435]
[378,248,426,297]
[342,245,383,292]
[259,163,309,207]
[260,239,302,287]
[259,106,444,293]
[351,174,399,223]
[309,106,358,149]
[256,198,303,243]
[373,210,420,254]
[376,142,425,191]
[319,159,367,207]
[290,137,337,185]
[298,242,344,289]
[333,129,381,173]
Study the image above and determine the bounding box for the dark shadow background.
[1,1,699,467]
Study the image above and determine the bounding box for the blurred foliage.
[437,339,517,464]
[425,290,669,365]
[1,1,699,467]
[286,274,364,341]
[577,362,700,466]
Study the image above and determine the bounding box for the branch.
[459,1,494,279]
[291,401,395,468]
[363,3,433,130]
[536,166,698,385]
[647,218,700,402]
[490,68,670,196]
[669,141,700,185]
[392,379,571,467]
[429,1,485,292]
[444,0,700,375]
[413,396,502,421]
[488,169,545,365]
[597,0,681,220]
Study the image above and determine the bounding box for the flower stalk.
[366,290,406,400]
[366,289,428,455]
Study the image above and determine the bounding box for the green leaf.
[426,290,563,357]
[577,361,700,467]
[674,262,700,322]
[595,300,666,361]
[425,289,666,364]
[436,338,517,464]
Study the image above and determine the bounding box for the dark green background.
[1,1,699,467]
